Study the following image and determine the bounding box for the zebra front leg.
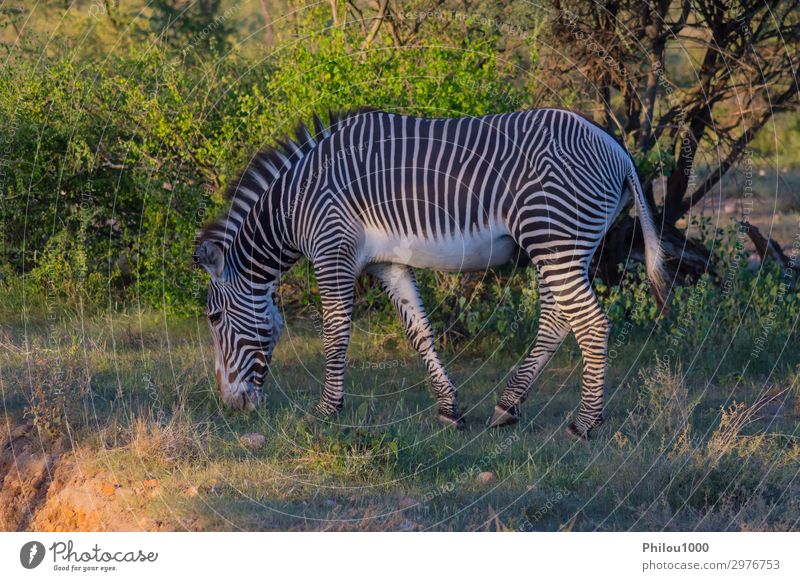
[367,263,464,429]
[312,259,357,419]
[489,284,570,428]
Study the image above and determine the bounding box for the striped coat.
[195,108,665,438]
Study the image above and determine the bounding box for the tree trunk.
[259,0,274,47]
[741,222,800,275]
[592,214,714,288]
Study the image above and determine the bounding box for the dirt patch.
[0,421,161,531]
[0,421,60,530]
[28,459,162,532]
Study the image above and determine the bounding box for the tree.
[545,0,799,281]
[343,0,799,282]
[149,0,237,55]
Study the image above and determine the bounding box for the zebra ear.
[194,240,225,280]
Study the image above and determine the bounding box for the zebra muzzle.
[221,381,264,411]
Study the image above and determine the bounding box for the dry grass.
[1,313,798,531]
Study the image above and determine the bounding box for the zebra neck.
[225,194,299,289]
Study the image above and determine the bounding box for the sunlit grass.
[1,312,798,531]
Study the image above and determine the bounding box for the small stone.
[240,433,267,450]
[476,471,496,485]
[100,483,117,496]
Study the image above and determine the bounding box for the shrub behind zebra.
[194,107,667,439]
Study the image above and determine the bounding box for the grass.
[1,309,799,531]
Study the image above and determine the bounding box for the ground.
[1,312,798,532]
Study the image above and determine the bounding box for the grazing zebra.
[194,108,666,439]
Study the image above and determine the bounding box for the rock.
[239,433,267,450]
[476,471,496,485]
[100,483,117,496]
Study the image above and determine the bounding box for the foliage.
[548,0,800,225]
[148,0,238,55]
[0,2,798,351]
[0,13,530,315]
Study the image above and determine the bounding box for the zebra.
[194,107,666,439]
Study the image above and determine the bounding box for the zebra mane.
[196,107,377,252]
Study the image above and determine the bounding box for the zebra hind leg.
[543,270,610,440]
[488,282,570,428]
[367,263,464,429]
[564,297,610,440]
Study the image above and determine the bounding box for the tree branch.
[361,0,390,51]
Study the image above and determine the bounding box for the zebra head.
[195,240,284,411]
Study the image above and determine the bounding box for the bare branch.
[260,0,274,47]
[329,0,341,27]
[361,0,390,51]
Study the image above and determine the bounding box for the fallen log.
[592,214,715,287]
[739,221,800,274]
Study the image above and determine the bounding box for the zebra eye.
[208,312,222,324]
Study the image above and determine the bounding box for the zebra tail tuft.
[627,169,669,314]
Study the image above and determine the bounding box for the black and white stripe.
[195,108,666,436]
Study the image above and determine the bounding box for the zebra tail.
[626,169,669,313]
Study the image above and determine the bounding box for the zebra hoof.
[310,402,342,422]
[487,405,518,428]
[566,422,589,441]
[437,411,466,430]
[566,418,604,441]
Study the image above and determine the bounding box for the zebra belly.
[361,227,517,272]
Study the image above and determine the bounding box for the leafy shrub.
[1,9,798,364]
[0,17,530,315]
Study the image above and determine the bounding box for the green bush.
[1,9,798,359]
[0,17,531,315]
